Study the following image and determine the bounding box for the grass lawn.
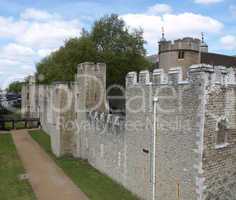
[29,130,139,200]
[4,121,26,130]
[0,134,36,200]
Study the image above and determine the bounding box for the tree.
[91,14,150,86]
[7,81,24,94]
[37,36,98,84]
[36,14,151,86]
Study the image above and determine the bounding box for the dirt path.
[11,129,89,200]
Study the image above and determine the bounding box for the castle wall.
[35,84,76,157]
[202,84,236,199]
[125,67,207,200]
[22,62,236,200]
[125,65,236,200]
[78,112,127,186]
[37,85,61,156]
[154,82,203,200]
[21,77,39,119]
[125,83,153,200]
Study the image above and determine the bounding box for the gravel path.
[11,129,89,200]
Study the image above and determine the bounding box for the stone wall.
[21,76,39,118]
[125,66,205,200]
[126,64,236,200]
[78,112,126,185]
[203,84,236,200]
[31,83,76,157]
[22,62,236,200]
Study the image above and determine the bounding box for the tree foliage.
[37,36,98,84]
[36,14,151,86]
[7,81,24,94]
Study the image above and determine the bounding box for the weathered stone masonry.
[22,62,236,200]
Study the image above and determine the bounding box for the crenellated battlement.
[22,59,236,200]
[27,75,36,85]
[126,64,236,87]
[159,37,201,53]
[77,62,106,74]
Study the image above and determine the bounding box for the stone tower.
[21,75,39,118]
[75,62,107,113]
[74,62,107,158]
[158,37,201,78]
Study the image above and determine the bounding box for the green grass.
[4,121,26,130]
[29,130,139,200]
[0,134,36,200]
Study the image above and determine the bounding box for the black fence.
[0,118,40,130]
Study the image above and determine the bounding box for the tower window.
[178,50,185,59]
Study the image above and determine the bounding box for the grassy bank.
[29,130,139,200]
[0,134,36,200]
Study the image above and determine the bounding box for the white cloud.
[20,8,60,21]
[0,8,81,50]
[0,43,36,60]
[0,6,228,87]
[0,8,82,88]
[16,19,81,49]
[0,16,28,38]
[194,0,223,5]
[37,49,56,58]
[147,3,172,15]
[21,65,34,70]
[122,12,223,53]
[0,58,21,67]
[220,35,236,50]
[0,43,37,88]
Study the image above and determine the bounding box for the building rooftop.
[201,52,236,68]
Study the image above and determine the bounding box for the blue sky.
[0,0,235,88]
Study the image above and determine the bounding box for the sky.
[0,0,235,88]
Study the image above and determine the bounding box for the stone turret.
[158,37,201,79]
[76,62,107,113]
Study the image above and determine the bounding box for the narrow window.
[178,50,185,59]
[216,118,228,145]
